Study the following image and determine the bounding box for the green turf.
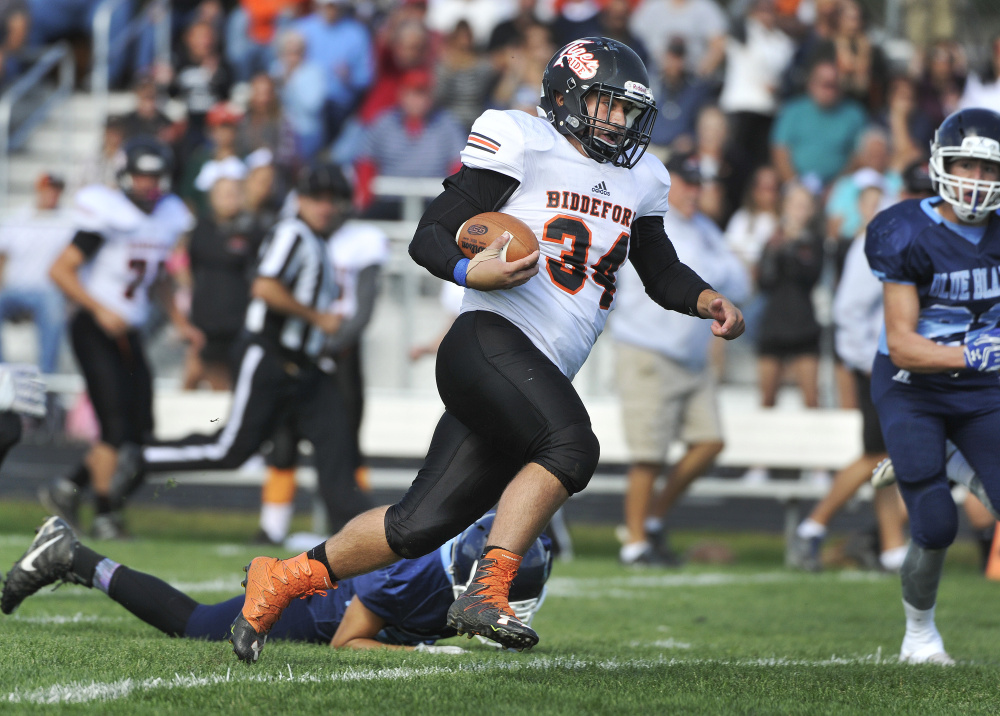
[0,501,997,714]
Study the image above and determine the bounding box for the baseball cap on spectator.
[206,102,243,127]
[902,160,933,195]
[36,173,66,191]
[665,152,702,184]
[399,69,433,92]
[852,167,885,192]
[194,156,248,192]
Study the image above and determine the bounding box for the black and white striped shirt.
[245,216,336,361]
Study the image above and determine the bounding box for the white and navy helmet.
[539,37,657,169]
[446,512,552,633]
[929,107,1000,223]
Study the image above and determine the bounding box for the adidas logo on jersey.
[592,181,610,196]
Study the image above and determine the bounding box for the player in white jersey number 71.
[229,37,744,663]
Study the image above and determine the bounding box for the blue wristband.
[453,258,470,287]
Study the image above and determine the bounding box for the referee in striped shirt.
[112,164,371,531]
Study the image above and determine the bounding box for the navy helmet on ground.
[446,512,552,627]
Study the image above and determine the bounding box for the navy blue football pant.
[871,354,1000,550]
[184,596,326,643]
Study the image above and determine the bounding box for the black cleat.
[230,612,268,664]
[108,442,146,508]
[2,516,83,614]
[91,512,130,540]
[38,478,82,533]
[445,551,538,651]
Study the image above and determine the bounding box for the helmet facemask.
[930,137,1000,223]
[570,83,657,168]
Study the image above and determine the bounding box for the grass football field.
[0,501,998,714]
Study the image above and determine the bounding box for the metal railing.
[91,0,171,131]
[0,42,74,207]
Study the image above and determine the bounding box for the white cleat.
[900,634,955,666]
[871,458,896,488]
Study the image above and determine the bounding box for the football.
[456,212,539,262]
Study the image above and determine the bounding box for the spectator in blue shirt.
[770,60,868,192]
[274,29,327,161]
[648,38,713,152]
[354,70,465,219]
[295,0,375,144]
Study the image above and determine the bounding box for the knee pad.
[384,504,459,560]
[532,422,600,496]
[901,479,958,550]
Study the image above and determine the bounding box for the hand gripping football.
[456,212,539,262]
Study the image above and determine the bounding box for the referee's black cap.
[296,162,352,200]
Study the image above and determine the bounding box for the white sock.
[620,541,650,562]
[902,600,938,640]
[644,517,663,534]
[259,503,294,543]
[945,448,976,488]
[796,518,827,540]
[879,545,909,572]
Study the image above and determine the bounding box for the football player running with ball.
[865,107,1000,664]
[229,37,744,663]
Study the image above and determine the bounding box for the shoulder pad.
[332,223,390,269]
[73,185,139,235]
[155,194,195,235]
[460,110,528,182]
[635,152,672,218]
[864,199,932,282]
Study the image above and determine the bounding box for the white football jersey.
[73,184,193,327]
[328,222,390,319]
[460,109,671,378]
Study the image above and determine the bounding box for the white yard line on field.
[10,613,125,625]
[4,653,915,705]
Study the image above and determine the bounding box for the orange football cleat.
[230,552,334,663]
[446,547,538,650]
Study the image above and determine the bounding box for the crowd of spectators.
[1,0,999,408]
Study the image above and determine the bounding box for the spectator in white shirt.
[0,173,74,373]
[719,0,794,180]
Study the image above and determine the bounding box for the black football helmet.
[447,512,552,632]
[929,107,1000,223]
[539,37,657,169]
[115,135,173,213]
[295,162,353,200]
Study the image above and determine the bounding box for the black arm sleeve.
[71,230,104,260]
[628,216,714,316]
[327,264,381,353]
[408,166,520,282]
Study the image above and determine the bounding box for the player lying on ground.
[225,36,744,665]
[1,512,550,653]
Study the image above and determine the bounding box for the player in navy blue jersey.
[865,107,1000,665]
[1,513,551,653]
